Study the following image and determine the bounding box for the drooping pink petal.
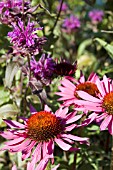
[100,115,112,131]
[32,143,42,161]
[103,75,110,93]
[0,131,18,139]
[52,164,60,170]
[66,114,82,124]
[61,134,88,142]
[44,105,51,112]
[96,112,108,122]
[3,119,25,129]
[22,141,36,160]
[96,78,106,97]
[77,91,101,103]
[55,107,68,118]
[4,137,25,146]
[64,124,77,131]
[55,138,72,151]
[108,117,113,135]
[61,78,76,90]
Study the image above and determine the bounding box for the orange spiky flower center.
[102,92,113,115]
[27,111,64,142]
[75,82,99,98]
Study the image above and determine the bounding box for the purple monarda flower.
[88,9,104,24]
[30,54,56,85]
[62,15,81,33]
[0,0,30,24]
[57,2,68,12]
[8,19,46,56]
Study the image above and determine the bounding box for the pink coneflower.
[0,105,88,163]
[56,72,99,110]
[75,75,113,135]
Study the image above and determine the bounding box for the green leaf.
[0,87,10,106]
[94,38,113,60]
[5,62,19,88]
[0,104,19,119]
[77,39,92,57]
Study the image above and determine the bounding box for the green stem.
[110,135,113,170]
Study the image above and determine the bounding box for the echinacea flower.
[88,9,104,24]
[56,72,99,110]
[54,59,77,76]
[7,19,46,56]
[30,54,56,85]
[0,105,88,164]
[75,75,113,135]
[62,15,81,33]
[0,0,30,24]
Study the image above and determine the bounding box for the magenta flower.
[0,0,30,24]
[62,15,81,33]
[30,54,56,85]
[56,72,99,111]
[57,2,68,12]
[75,75,113,135]
[88,9,104,24]
[7,19,46,56]
[0,105,88,163]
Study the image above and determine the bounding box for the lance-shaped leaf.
[0,104,19,119]
[5,62,19,88]
[94,38,113,60]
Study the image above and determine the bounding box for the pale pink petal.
[96,78,106,97]
[3,119,25,129]
[12,164,17,170]
[108,117,113,135]
[27,156,37,170]
[22,141,36,160]
[47,140,54,156]
[58,86,74,93]
[42,142,49,158]
[79,71,85,83]
[61,78,76,90]
[0,131,18,139]
[77,91,101,103]
[66,114,82,124]
[32,143,42,161]
[100,115,112,131]
[61,134,88,142]
[55,138,72,151]
[96,112,108,122]
[65,124,77,131]
[55,107,68,118]
[5,139,31,152]
[35,157,49,170]
[103,75,110,93]
[44,105,51,112]
[5,137,25,146]
[52,164,60,170]
[79,114,97,126]
[88,72,97,82]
